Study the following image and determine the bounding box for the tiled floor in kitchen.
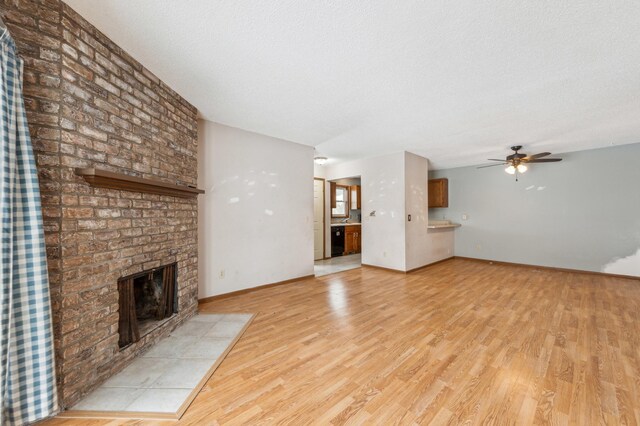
[314,254,361,277]
[67,313,253,416]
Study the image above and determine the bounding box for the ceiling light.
[505,165,516,174]
[314,156,328,165]
[517,164,527,173]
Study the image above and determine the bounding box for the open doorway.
[314,176,362,277]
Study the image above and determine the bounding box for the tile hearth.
[64,313,253,419]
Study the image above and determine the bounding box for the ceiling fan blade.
[524,158,562,163]
[477,163,507,168]
[487,159,507,161]
[524,152,551,160]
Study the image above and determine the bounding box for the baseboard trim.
[198,257,637,304]
[361,263,406,274]
[406,257,455,273]
[454,256,640,281]
[362,257,455,274]
[198,274,315,304]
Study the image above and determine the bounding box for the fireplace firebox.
[118,263,177,348]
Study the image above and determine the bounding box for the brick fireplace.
[0,0,200,407]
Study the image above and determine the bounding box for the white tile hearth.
[101,358,173,388]
[66,313,253,418]
[71,387,145,412]
[125,388,193,413]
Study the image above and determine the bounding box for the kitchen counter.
[427,223,461,229]
[331,223,361,227]
[427,220,461,229]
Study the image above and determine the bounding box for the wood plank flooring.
[44,259,640,425]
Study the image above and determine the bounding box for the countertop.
[332,222,459,228]
[427,222,461,229]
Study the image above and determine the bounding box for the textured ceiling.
[64,0,640,169]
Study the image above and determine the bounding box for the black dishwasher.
[331,226,345,257]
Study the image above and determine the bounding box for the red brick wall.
[1,0,199,407]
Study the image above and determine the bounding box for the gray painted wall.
[429,143,640,276]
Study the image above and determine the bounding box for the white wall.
[424,228,455,264]
[430,143,640,277]
[404,152,454,270]
[198,121,315,298]
[324,153,406,271]
[323,151,453,271]
[404,152,429,270]
[313,163,326,179]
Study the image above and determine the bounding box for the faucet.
[341,218,349,223]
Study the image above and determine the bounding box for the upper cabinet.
[350,185,361,210]
[428,178,448,208]
[330,182,337,209]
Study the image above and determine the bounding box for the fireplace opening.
[118,263,177,348]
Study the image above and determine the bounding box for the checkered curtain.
[0,29,58,424]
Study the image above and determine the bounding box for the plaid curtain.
[0,30,58,424]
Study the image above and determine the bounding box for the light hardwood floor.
[45,258,640,425]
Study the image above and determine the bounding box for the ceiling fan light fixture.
[479,146,562,180]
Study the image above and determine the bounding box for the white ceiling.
[64,0,640,169]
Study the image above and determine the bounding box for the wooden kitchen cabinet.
[350,185,361,210]
[344,225,361,254]
[354,229,361,253]
[330,181,337,209]
[428,178,448,208]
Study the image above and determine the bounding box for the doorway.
[314,176,362,277]
[313,178,325,261]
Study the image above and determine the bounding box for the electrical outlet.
[462,214,469,221]
[219,269,225,279]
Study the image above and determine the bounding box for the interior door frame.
[314,177,326,261]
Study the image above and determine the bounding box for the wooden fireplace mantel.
[75,168,205,198]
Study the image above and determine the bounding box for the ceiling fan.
[478,145,562,180]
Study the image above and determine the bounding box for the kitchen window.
[331,185,350,217]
